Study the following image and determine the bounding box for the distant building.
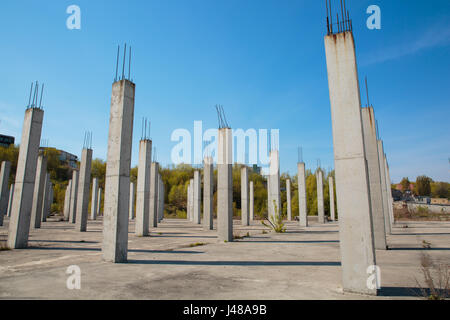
[0,134,15,147]
[395,183,415,192]
[252,164,261,174]
[431,198,449,205]
[39,147,78,169]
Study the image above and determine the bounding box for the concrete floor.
[0,216,449,300]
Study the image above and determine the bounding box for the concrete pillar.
[324,30,377,295]
[158,175,164,223]
[135,139,152,236]
[189,178,194,222]
[361,107,387,250]
[0,161,11,223]
[129,181,135,220]
[316,169,325,223]
[268,150,281,221]
[30,161,48,229]
[69,170,79,223]
[286,179,292,221]
[102,79,135,263]
[241,167,249,226]
[90,178,99,220]
[63,180,72,221]
[149,162,159,228]
[377,140,391,235]
[384,155,395,227]
[203,156,213,230]
[249,181,254,222]
[41,173,50,222]
[187,182,191,221]
[329,176,336,221]
[75,148,93,232]
[297,162,308,227]
[217,127,233,242]
[48,183,53,218]
[193,170,201,224]
[97,188,102,216]
[7,183,15,218]
[8,107,44,249]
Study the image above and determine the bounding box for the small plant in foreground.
[414,253,449,300]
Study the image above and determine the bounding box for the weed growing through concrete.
[414,253,450,300]
[189,242,205,247]
[261,200,286,233]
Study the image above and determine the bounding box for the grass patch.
[189,242,205,247]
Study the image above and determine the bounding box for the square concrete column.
[149,162,159,228]
[189,178,194,222]
[286,179,292,221]
[297,162,308,227]
[217,127,233,242]
[316,169,325,223]
[69,170,79,223]
[0,161,11,223]
[377,140,391,235]
[268,150,281,221]
[7,183,15,218]
[361,107,387,250]
[325,30,377,295]
[193,170,201,224]
[90,178,99,220]
[158,175,164,223]
[187,182,191,221]
[129,181,135,220]
[203,156,214,230]
[135,139,151,236]
[41,173,51,222]
[8,107,44,249]
[97,188,102,216]
[241,167,249,226]
[329,176,336,221]
[102,79,135,263]
[384,155,395,228]
[75,148,93,232]
[63,180,72,221]
[249,181,254,222]
[30,155,47,228]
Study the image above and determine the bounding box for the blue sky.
[0,0,449,183]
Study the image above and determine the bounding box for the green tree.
[415,175,432,196]
[400,177,411,192]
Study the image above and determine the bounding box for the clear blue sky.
[0,0,449,183]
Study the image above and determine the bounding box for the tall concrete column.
[241,167,249,226]
[329,176,336,221]
[189,178,194,222]
[7,183,15,218]
[384,156,395,227]
[203,156,213,230]
[63,180,72,221]
[268,150,281,221]
[149,162,159,228]
[69,170,79,223]
[249,181,254,222]
[217,127,233,242]
[325,30,377,295]
[362,107,387,250]
[286,179,292,221]
[135,139,151,236]
[193,170,201,224]
[158,175,164,223]
[30,154,47,228]
[129,181,135,220]
[187,182,191,221]
[97,188,102,216]
[297,162,308,227]
[41,173,51,222]
[0,161,11,223]
[377,140,391,235]
[48,183,53,218]
[75,148,93,232]
[102,79,135,263]
[90,178,99,220]
[8,107,44,249]
[316,169,325,223]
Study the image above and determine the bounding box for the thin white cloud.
[361,22,450,66]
